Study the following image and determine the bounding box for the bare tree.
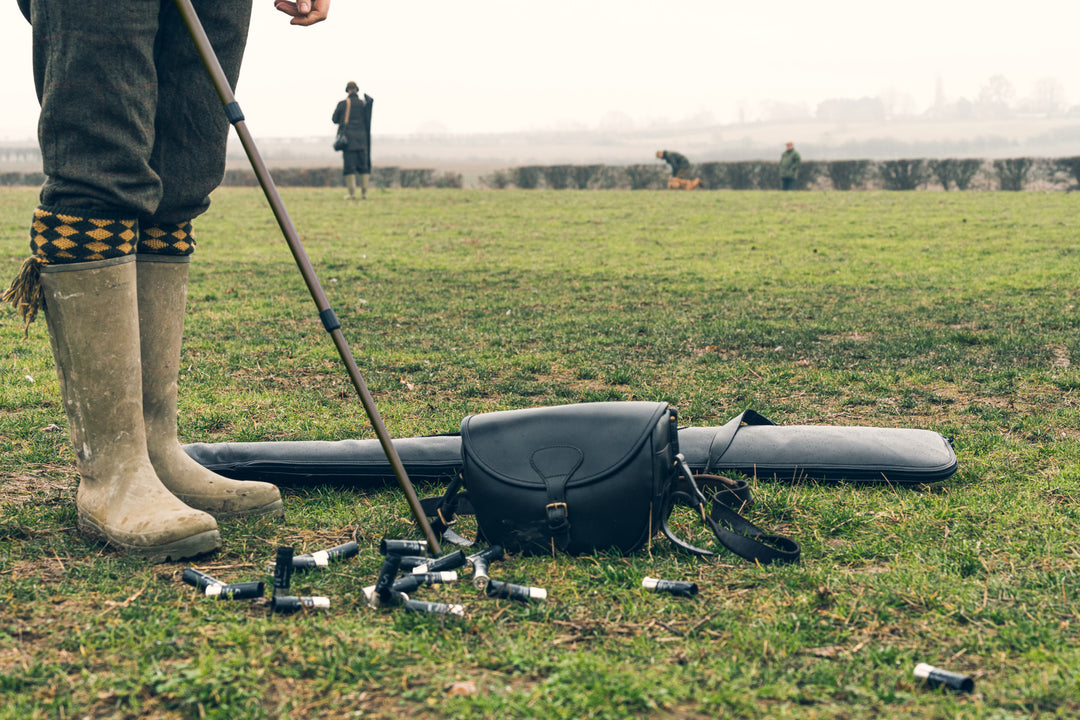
[993,158,1032,191]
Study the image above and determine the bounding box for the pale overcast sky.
[1,1,1076,141]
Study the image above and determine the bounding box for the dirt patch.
[0,469,74,507]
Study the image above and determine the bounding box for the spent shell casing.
[412,549,467,575]
[467,545,504,564]
[392,572,459,594]
[404,599,465,616]
[374,553,403,603]
[380,538,428,556]
[470,556,490,590]
[273,546,294,595]
[291,541,361,572]
[182,567,221,591]
[396,555,430,570]
[485,580,547,602]
[363,585,408,608]
[913,663,974,693]
[204,581,265,600]
[642,576,699,597]
[270,595,331,614]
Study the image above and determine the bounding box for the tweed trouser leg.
[26,0,252,223]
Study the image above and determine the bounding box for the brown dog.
[667,177,702,190]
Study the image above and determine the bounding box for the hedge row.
[220,166,463,189]
[4,158,1080,191]
[480,157,1080,191]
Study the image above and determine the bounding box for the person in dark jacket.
[333,82,374,200]
[779,141,802,190]
[656,150,691,178]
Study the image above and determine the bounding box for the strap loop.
[661,455,800,564]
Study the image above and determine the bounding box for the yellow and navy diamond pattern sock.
[4,207,138,332]
[138,221,196,256]
[29,207,137,263]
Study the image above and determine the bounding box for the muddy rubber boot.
[40,257,221,562]
[344,173,357,200]
[359,173,370,199]
[136,256,284,520]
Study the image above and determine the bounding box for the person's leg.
[135,251,284,519]
[5,0,274,560]
[6,205,222,561]
[29,0,165,216]
[148,0,253,224]
[343,148,360,199]
[358,147,371,199]
[134,0,282,519]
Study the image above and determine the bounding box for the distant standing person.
[779,141,801,190]
[656,150,690,178]
[333,82,373,200]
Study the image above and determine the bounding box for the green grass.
[1,186,1078,718]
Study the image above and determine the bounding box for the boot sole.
[78,517,221,564]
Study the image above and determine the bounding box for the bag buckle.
[545,502,568,517]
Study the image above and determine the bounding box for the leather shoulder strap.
[661,457,799,564]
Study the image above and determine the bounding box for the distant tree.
[1052,156,1080,190]
[827,160,870,191]
[696,162,726,190]
[953,159,983,190]
[977,74,1015,119]
[480,169,511,189]
[794,161,823,190]
[374,167,400,188]
[624,164,666,190]
[596,166,621,189]
[0,171,46,187]
[929,159,960,191]
[543,165,573,190]
[571,165,604,189]
[993,158,1032,191]
[1025,77,1066,117]
[222,169,258,187]
[726,162,758,190]
[432,171,463,189]
[878,159,928,190]
[400,169,435,188]
[513,166,543,189]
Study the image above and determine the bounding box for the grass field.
[1,186,1078,719]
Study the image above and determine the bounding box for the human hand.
[273,0,330,26]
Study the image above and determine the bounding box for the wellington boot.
[344,173,357,200]
[40,257,220,562]
[137,257,284,520]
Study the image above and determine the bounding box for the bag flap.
[460,401,671,488]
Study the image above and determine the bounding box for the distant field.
[1,187,1078,718]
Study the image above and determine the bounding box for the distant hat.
[346,81,359,92]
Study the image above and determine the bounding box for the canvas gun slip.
[173,0,441,554]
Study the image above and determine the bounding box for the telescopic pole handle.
[174,0,441,554]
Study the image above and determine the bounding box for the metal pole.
[174,0,441,554]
